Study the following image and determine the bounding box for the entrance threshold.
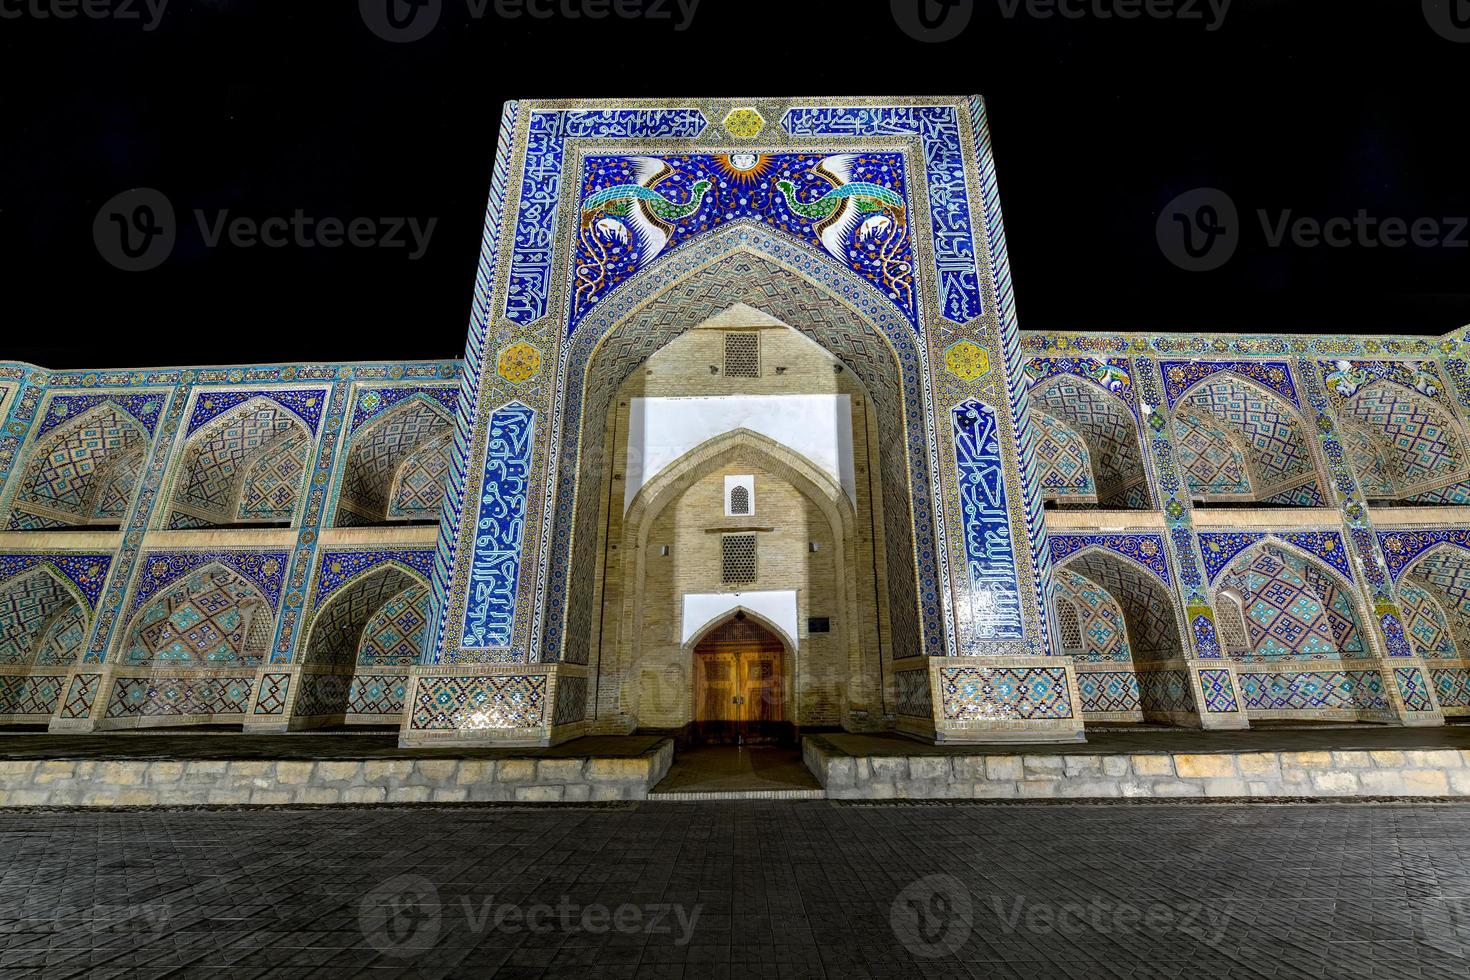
[647,744,825,800]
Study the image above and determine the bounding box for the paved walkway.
[0,801,1467,977]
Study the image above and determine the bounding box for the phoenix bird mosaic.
[572,152,915,331]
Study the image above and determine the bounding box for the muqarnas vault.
[1,96,1467,747]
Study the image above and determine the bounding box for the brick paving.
[0,801,1468,978]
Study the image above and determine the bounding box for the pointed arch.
[0,566,89,668]
[1173,373,1326,505]
[293,561,431,726]
[1212,539,1368,662]
[1339,380,1470,499]
[8,402,149,529]
[335,394,455,527]
[1030,376,1150,509]
[120,563,273,668]
[548,225,937,672]
[167,396,312,528]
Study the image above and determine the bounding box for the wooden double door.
[692,614,789,745]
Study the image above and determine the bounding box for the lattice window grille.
[1216,595,1251,652]
[723,334,760,378]
[722,533,757,584]
[1057,599,1083,652]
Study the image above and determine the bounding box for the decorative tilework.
[952,400,1022,641]
[1394,666,1436,713]
[185,388,328,437]
[410,674,547,731]
[1431,668,1470,708]
[105,675,254,718]
[1075,671,1141,714]
[1198,669,1240,713]
[506,106,708,325]
[1160,360,1300,409]
[461,403,533,650]
[253,672,291,715]
[784,103,983,325]
[348,385,459,434]
[132,551,288,616]
[939,666,1073,720]
[0,675,64,717]
[59,673,101,719]
[571,152,917,332]
[1198,532,1353,585]
[1237,669,1388,712]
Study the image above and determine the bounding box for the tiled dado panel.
[939,666,1073,721]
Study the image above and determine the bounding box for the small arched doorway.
[691,612,789,745]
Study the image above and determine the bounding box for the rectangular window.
[723,333,760,378]
[721,533,757,584]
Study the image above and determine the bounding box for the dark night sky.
[2,1,1468,369]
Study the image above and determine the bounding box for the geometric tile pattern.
[0,674,63,716]
[1394,667,1436,713]
[1214,545,1364,662]
[410,674,547,730]
[105,675,254,718]
[939,666,1073,720]
[337,398,453,525]
[122,567,273,668]
[1138,669,1196,713]
[1341,383,1467,494]
[1176,378,1318,500]
[1198,668,1240,713]
[1030,379,1147,506]
[1075,670,1142,713]
[1031,411,1095,498]
[1398,582,1458,659]
[1052,569,1129,663]
[10,405,148,526]
[173,400,311,527]
[1174,409,1251,496]
[1238,669,1389,712]
[59,673,101,719]
[1431,667,1470,708]
[304,568,422,669]
[0,570,82,667]
[387,431,451,521]
[1053,548,1179,661]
